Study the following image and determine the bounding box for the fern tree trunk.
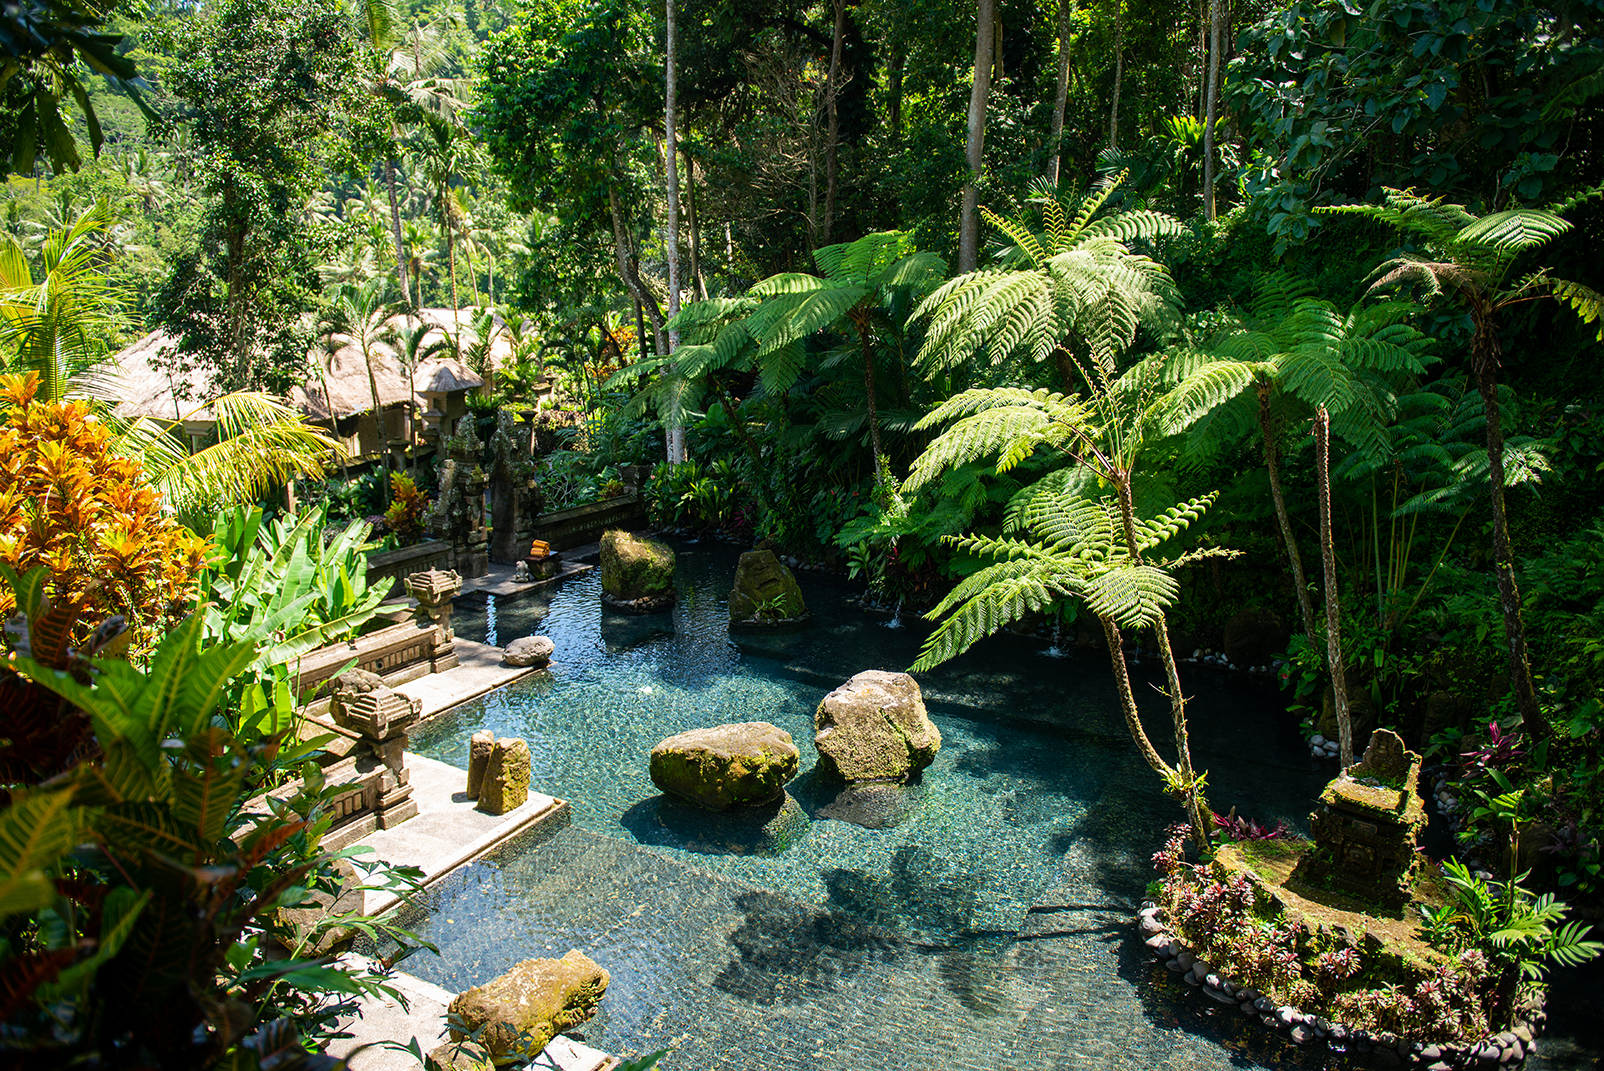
[1315,405,1353,767]
[1116,471,1210,845]
[851,311,887,484]
[1202,0,1221,220]
[1473,320,1545,734]
[1259,382,1318,641]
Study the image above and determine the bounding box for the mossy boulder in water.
[441,951,610,1063]
[728,549,808,625]
[650,722,800,809]
[814,670,941,782]
[599,530,675,612]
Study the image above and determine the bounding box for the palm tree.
[322,278,406,492]
[1321,189,1604,736]
[115,393,344,527]
[0,205,123,404]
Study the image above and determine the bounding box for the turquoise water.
[390,541,1597,1070]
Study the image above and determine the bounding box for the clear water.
[389,540,1598,1070]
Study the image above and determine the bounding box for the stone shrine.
[1294,728,1427,906]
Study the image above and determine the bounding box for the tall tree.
[1047,0,1074,185]
[150,0,359,395]
[821,0,846,246]
[957,0,995,274]
[1201,0,1220,220]
[664,0,686,462]
[1323,189,1604,736]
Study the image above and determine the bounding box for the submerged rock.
[443,951,609,1062]
[814,670,941,783]
[599,530,675,612]
[478,737,531,815]
[503,634,554,668]
[813,780,923,829]
[728,549,809,626]
[650,721,800,810]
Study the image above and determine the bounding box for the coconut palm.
[115,393,344,526]
[1321,189,1604,735]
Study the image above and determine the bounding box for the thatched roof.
[111,332,222,423]
[111,308,508,425]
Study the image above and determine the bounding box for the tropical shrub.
[383,473,432,545]
[0,582,430,1066]
[0,372,211,648]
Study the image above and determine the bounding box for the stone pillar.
[478,737,531,815]
[330,673,423,831]
[466,729,495,799]
[429,420,491,578]
[407,568,462,673]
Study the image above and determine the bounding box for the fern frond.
[1133,492,1218,551]
[1457,209,1571,252]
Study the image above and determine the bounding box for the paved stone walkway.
[394,638,543,720]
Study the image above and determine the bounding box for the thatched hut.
[110,309,512,460]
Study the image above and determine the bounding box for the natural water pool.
[391,540,1599,1070]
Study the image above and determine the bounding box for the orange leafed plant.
[0,373,211,647]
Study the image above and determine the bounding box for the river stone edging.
[1135,902,1547,1067]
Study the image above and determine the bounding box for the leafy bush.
[0,372,211,649]
[0,582,430,1066]
[383,473,432,545]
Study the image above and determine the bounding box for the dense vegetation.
[1,0,1603,1062]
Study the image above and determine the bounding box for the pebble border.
[1136,902,1546,1068]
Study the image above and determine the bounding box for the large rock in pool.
[599,530,675,612]
[442,951,609,1063]
[650,722,800,809]
[728,549,808,625]
[502,635,553,668]
[814,670,941,782]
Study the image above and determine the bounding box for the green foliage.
[0,587,432,1064]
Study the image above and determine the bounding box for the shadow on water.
[619,792,808,856]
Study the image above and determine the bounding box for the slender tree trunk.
[888,36,905,144]
[852,312,886,483]
[385,159,411,308]
[959,0,996,273]
[1315,405,1354,767]
[684,144,706,299]
[664,0,686,463]
[609,184,666,355]
[1109,0,1123,150]
[1259,383,1318,642]
[1048,0,1073,185]
[1116,471,1209,844]
[1473,326,1545,733]
[1202,0,1221,220]
[1099,615,1175,778]
[822,0,846,246]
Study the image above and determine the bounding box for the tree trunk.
[1202,0,1221,220]
[684,143,706,299]
[385,159,411,309]
[1473,327,1545,733]
[1048,0,1073,185]
[609,184,666,355]
[958,0,996,274]
[664,0,686,463]
[888,36,905,144]
[1316,405,1354,767]
[852,312,886,483]
[1259,382,1318,642]
[1099,615,1175,778]
[1109,0,1123,150]
[822,0,846,247]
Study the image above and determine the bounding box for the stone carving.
[329,671,422,830]
[430,420,490,578]
[466,729,496,800]
[728,549,809,626]
[1294,728,1426,906]
[814,670,941,783]
[649,722,800,810]
[599,530,675,613]
[489,409,542,565]
[407,568,463,643]
[478,737,531,815]
[438,951,610,1065]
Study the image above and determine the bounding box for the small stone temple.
[1294,728,1427,906]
